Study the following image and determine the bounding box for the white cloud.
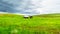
[1,0,60,15]
[34,0,60,14]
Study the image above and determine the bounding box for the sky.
[0,0,60,15]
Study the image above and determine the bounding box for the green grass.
[0,14,60,34]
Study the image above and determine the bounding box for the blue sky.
[0,0,60,15]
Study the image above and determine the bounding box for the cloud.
[0,0,60,15]
[35,0,60,14]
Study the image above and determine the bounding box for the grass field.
[0,14,60,34]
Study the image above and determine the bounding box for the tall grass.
[0,14,60,34]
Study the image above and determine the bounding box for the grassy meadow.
[0,14,60,34]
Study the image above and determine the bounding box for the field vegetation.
[0,14,60,34]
